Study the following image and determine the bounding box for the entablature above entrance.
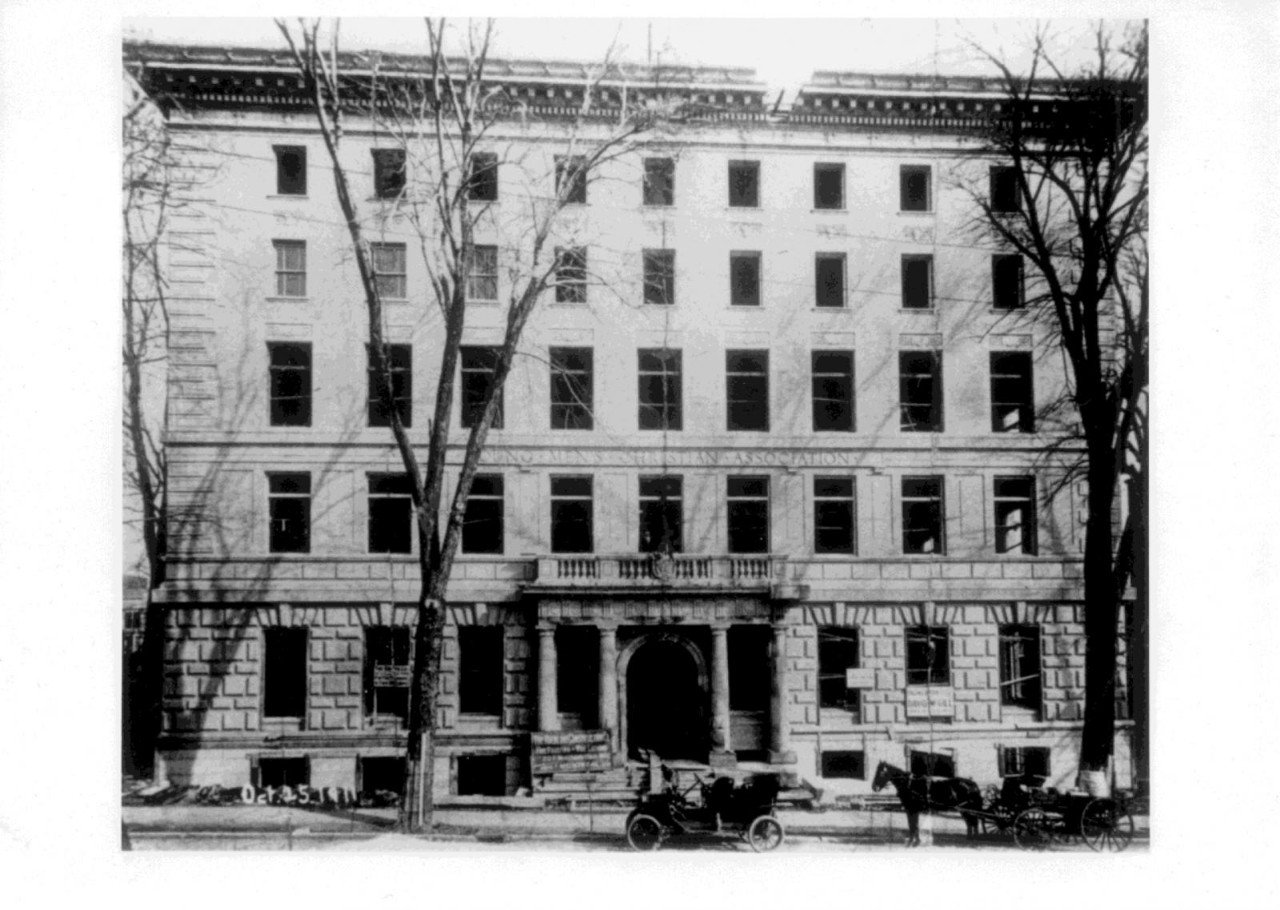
[536,594,782,626]
[527,554,808,603]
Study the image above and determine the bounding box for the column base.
[768,750,797,765]
[708,750,736,770]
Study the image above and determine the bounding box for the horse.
[871,760,984,847]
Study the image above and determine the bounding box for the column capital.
[536,621,558,634]
[595,620,620,634]
[710,622,732,634]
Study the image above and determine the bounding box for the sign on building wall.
[905,686,955,718]
[373,664,411,687]
[845,668,876,688]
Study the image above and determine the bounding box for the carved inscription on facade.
[473,447,862,469]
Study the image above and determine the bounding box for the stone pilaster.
[537,623,560,732]
[769,622,796,764]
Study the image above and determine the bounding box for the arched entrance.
[624,635,707,761]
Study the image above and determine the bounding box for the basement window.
[456,754,508,796]
[910,750,955,778]
[821,751,865,780]
[359,756,405,796]
[999,746,1050,779]
[255,756,310,788]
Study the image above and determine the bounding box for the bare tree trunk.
[1079,441,1119,772]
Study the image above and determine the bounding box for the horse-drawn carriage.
[625,762,785,852]
[871,761,1136,851]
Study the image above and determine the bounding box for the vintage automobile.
[625,763,785,852]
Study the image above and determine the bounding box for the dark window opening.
[359,756,405,796]
[256,756,310,788]
[821,751,865,780]
[992,254,1024,309]
[814,478,855,555]
[466,152,499,201]
[990,165,1021,214]
[730,252,761,307]
[367,343,412,428]
[643,157,675,206]
[371,242,407,299]
[994,476,1038,555]
[456,754,508,796]
[460,346,503,429]
[814,163,845,209]
[818,627,860,713]
[274,240,306,297]
[910,750,955,778]
[462,474,504,555]
[999,746,1050,779]
[555,155,588,204]
[556,626,598,720]
[555,246,588,303]
[268,472,311,554]
[899,350,943,432]
[990,352,1035,433]
[899,164,931,212]
[901,476,944,555]
[458,626,504,716]
[467,245,499,301]
[372,148,406,199]
[263,627,308,717]
[363,626,410,721]
[550,347,594,430]
[550,475,593,553]
[639,475,683,554]
[727,475,769,554]
[999,624,1042,712]
[368,474,414,555]
[638,348,682,431]
[815,253,845,308]
[728,160,760,207]
[729,626,771,710]
[905,626,950,686]
[643,249,675,305]
[726,350,769,431]
[811,350,854,432]
[268,342,311,427]
[901,254,932,309]
[274,145,307,195]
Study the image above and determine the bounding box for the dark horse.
[871,761,984,847]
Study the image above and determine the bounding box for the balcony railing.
[529,554,789,589]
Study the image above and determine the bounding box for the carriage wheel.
[626,814,665,851]
[1012,808,1053,851]
[747,815,785,853]
[1079,799,1135,852]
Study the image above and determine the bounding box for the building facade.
[126,43,1133,802]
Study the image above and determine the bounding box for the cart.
[625,763,785,852]
[975,775,1136,852]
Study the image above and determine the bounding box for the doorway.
[625,636,707,761]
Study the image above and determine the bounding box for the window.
[814,478,855,555]
[643,157,674,206]
[990,352,1034,432]
[727,476,769,554]
[812,351,854,432]
[456,754,508,796]
[273,240,306,297]
[899,351,943,432]
[638,348,682,430]
[818,627,860,712]
[363,626,410,721]
[990,165,1021,214]
[901,254,933,309]
[821,751,865,780]
[901,476,944,555]
[274,145,307,195]
[555,247,587,303]
[372,148,406,199]
[639,475,683,553]
[458,626,503,715]
[268,342,311,427]
[466,152,498,201]
[992,254,1024,309]
[359,756,405,795]
[999,746,1050,778]
[368,473,414,554]
[367,343,412,427]
[262,626,307,718]
[999,624,1042,711]
[994,476,1038,555]
[268,472,311,553]
[643,249,675,305]
[467,245,499,302]
[813,163,844,209]
[905,625,949,686]
[556,626,598,718]
[909,750,955,777]
[256,756,309,788]
[728,160,760,207]
[460,346,503,429]
[371,243,407,299]
[899,164,931,212]
[729,626,771,710]
[555,155,587,204]
[729,252,761,307]
[814,253,845,308]
[550,476,593,553]
[549,347,593,430]
[726,350,769,431]
[462,475,504,554]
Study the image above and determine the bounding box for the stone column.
[769,622,795,764]
[537,623,560,733]
[597,624,619,750]
[709,624,733,767]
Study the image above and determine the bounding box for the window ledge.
[467,299,501,306]
[811,207,847,214]
[725,305,764,311]
[900,307,936,313]
[812,306,849,313]
[267,194,310,200]
[265,296,311,303]
[897,210,935,216]
[642,203,675,210]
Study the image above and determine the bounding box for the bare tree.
[275,17,669,830]
[964,21,1148,789]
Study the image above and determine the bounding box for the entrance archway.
[623,635,707,761]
